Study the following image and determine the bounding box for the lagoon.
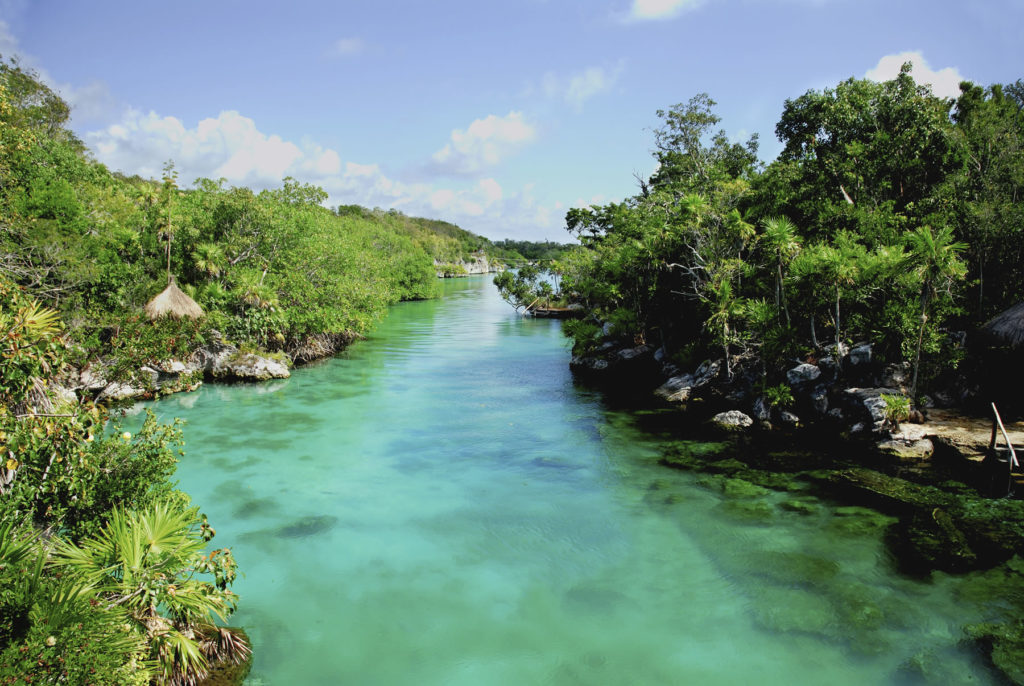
[134,276,1006,685]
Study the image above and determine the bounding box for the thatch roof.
[981,302,1024,348]
[145,279,204,320]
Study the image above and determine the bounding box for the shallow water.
[134,276,1008,685]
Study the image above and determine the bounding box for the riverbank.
[568,341,1024,683]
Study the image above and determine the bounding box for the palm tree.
[760,216,801,327]
[192,242,226,280]
[53,501,249,686]
[904,225,967,402]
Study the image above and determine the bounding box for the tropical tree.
[903,224,967,401]
[759,216,801,327]
[53,501,248,686]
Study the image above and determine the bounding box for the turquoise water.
[134,276,1005,685]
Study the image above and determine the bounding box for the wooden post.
[992,402,1020,469]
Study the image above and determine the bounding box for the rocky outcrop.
[435,252,499,277]
[191,343,290,381]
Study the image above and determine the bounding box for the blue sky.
[2,0,1022,240]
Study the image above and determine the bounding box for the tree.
[904,224,967,401]
[53,501,248,686]
[759,216,801,327]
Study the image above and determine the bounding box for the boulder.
[655,359,721,403]
[192,342,290,381]
[848,343,872,366]
[711,410,754,432]
[880,362,911,391]
[778,410,800,427]
[842,387,904,430]
[786,363,821,387]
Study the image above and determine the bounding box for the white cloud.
[430,112,536,176]
[85,107,562,240]
[865,51,965,99]
[628,0,706,20]
[329,37,364,56]
[542,63,625,109]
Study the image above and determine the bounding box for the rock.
[809,386,829,416]
[818,468,954,515]
[78,364,110,393]
[97,381,147,402]
[654,359,720,403]
[848,343,872,366]
[721,477,770,498]
[221,352,290,381]
[877,423,935,459]
[779,498,820,515]
[966,620,1024,685]
[778,410,800,427]
[711,410,754,432]
[570,355,609,373]
[842,387,904,430]
[749,587,836,636]
[824,341,850,360]
[747,550,840,587]
[138,365,160,388]
[193,343,290,381]
[615,344,652,363]
[880,362,911,391]
[786,363,821,387]
[752,396,770,422]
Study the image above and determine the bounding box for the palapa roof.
[144,278,204,320]
[981,301,1024,348]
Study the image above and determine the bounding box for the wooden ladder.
[990,402,1020,470]
[986,403,1021,497]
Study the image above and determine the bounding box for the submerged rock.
[749,587,836,637]
[965,620,1024,685]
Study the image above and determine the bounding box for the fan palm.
[53,501,249,686]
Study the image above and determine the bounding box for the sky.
[2,0,1023,241]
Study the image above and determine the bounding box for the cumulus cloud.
[628,0,706,20]
[430,112,536,176]
[865,51,965,99]
[85,107,561,240]
[542,63,624,109]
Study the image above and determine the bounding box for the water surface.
[136,276,1005,685]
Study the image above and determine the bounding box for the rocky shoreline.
[571,340,1024,684]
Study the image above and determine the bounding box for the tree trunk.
[910,289,931,403]
[834,289,842,370]
[778,261,791,328]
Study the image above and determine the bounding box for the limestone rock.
[711,410,754,432]
[654,359,721,403]
[786,363,821,387]
[192,342,290,381]
[842,387,904,430]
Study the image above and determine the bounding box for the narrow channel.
[136,276,1001,685]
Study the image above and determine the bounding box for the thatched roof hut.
[981,302,1024,348]
[145,278,204,320]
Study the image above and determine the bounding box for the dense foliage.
[554,64,1023,403]
[0,57,516,381]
